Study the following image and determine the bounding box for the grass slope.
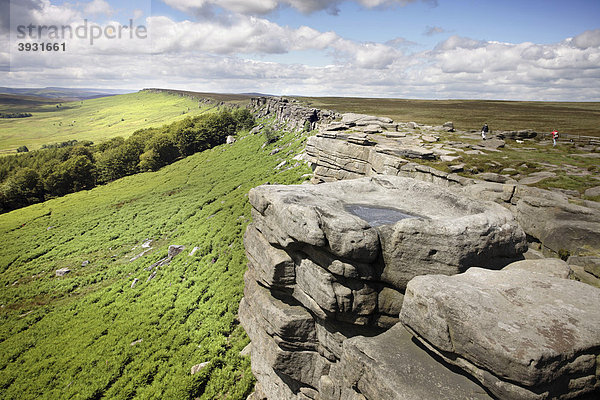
[298,97,600,137]
[0,126,310,399]
[0,91,228,152]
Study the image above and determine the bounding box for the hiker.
[481,123,489,140]
[552,130,559,146]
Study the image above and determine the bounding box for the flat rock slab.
[249,176,526,273]
[584,186,600,197]
[400,267,600,399]
[518,171,557,185]
[340,323,493,399]
[341,113,393,125]
[503,258,572,279]
[515,193,600,256]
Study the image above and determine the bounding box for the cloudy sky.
[1,0,599,100]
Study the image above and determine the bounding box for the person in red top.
[552,130,559,146]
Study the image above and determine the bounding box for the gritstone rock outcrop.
[240,97,600,399]
[239,176,548,399]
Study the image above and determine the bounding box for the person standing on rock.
[481,123,489,140]
[552,129,559,146]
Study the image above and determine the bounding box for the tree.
[96,142,143,183]
[171,118,199,156]
[44,155,96,196]
[62,155,96,191]
[0,168,44,210]
[97,136,125,152]
[68,146,94,162]
[232,108,255,131]
[16,146,29,153]
[196,111,237,150]
[138,135,180,171]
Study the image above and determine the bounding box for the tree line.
[0,108,255,213]
[0,112,32,119]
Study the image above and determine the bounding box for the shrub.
[303,120,312,132]
[558,249,571,261]
[262,127,279,145]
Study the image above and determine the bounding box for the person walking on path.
[552,130,559,146]
[481,123,489,140]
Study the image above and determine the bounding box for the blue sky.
[1,0,600,100]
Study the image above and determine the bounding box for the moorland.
[298,96,600,137]
[1,89,599,399]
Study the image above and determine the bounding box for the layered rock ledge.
[240,176,536,399]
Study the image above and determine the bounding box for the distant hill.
[0,90,241,152]
[144,88,256,102]
[240,92,275,97]
[0,93,63,106]
[0,87,135,101]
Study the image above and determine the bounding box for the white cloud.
[2,1,600,101]
[147,15,339,54]
[424,25,445,36]
[8,0,82,29]
[161,0,436,16]
[146,14,404,70]
[435,35,484,51]
[83,0,114,17]
[385,37,418,48]
[571,29,600,49]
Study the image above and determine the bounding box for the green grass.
[421,138,600,194]
[298,97,600,137]
[0,124,311,399]
[0,91,239,153]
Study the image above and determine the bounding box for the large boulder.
[242,175,533,400]
[239,272,328,395]
[249,176,526,277]
[244,224,296,288]
[249,179,381,262]
[55,268,71,277]
[341,113,393,126]
[400,267,600,399]
[515,193,600,256]
[495,129,538,140]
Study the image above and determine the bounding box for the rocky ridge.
[250,97,338,133]
[240,97,600,399]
